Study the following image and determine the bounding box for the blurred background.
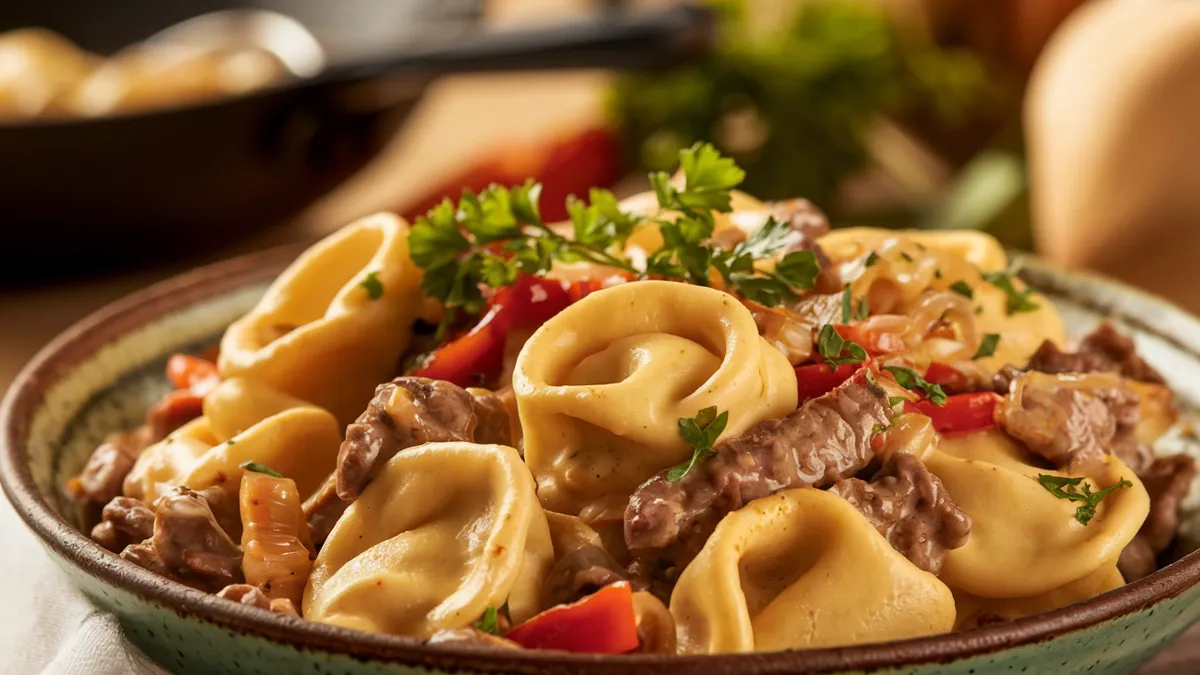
[1,0,1199,382]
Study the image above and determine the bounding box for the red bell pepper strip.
[166,354,219,390]
[833,324,905,356]
[794,362,861,403]
[906,392,1001,436]
[923,361,970,391]
[504,581,639,654]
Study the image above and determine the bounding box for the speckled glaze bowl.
[3,245,1200,675]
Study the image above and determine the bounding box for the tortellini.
[930,430,1149,598]
[303,442,554,637]
[218,213,424,425]
[124,407,342,504]
[201,376,312,442]
[671,488,956,653]
[953,564,1124,630]
[513,280,798,513]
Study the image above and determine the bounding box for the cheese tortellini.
[930,430,1148,598]
[303,442,554,637]
[219,213,424,425]
[513,280,798,513]
[671,488,956,653]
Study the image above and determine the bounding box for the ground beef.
[624,371,891,566]
[121,486,243,592]
[91,497,155,552]
[1026,322,1165,385]
[1119,455,1197,582]
[830,453,971,575]
[996,372,1146,469]
[541,545,627,609]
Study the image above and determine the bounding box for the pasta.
[303,443,554,636]
[513,280,797,513]
[68,144,1195,658]
[671,488,956,653]
[218,213,424,425]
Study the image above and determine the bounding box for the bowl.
[2,246,1200,674]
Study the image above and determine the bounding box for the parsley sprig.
[983,264,1039,315]
[239,461,283,478]
[667,406,729,482]
[474,606,500,635]
[817,324,867,369]
[883,366,947,405]
[408,143,821,332]
[1036,474,1133,525]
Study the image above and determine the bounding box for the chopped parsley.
[982,268,1040,314]
[899,251,914,262]
[854,297,870,321]
[972,333,1001,360]
[474,606,500,635]
[948,280,974,299]
[239,461,282,478]
[864,251,880,267]
[358,271,384,300]
[841,285,853,324]
[888,395,906,407]
[1036,474,1133,525]
[667,406,729,482]
[883,366,947,406]
[817,324,868,369]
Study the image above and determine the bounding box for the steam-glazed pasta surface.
[69,143,1196,657]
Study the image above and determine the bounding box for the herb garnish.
[948,280,974,299]
[982,266,1039,314]
[474,607,500,635]
[667,406,729,482]
[1036,474,1133,525]
[817,324,868,369]
[899,251,914,262]
[864,251,879,268]
[972,333,1000,360]
[888,395,906,407]
[359,271,384,300]
[854,297,870,321]
[883,366,947,405]
[840,285,853,323]
[240,461,282,478]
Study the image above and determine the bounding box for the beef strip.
[121,486,243,592]
[91,497,155,552]
[302,474,348,548]
[466,387,515,447]
[1026,322,1165,385]
[996,372,1149,470]
[541,545,627,609]
[624,371,892,566]
[337,377,480,500]
[66,426,155,508]
[830,452,971,575]
[1119,454,1197,582]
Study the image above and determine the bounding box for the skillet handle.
[325,3,715,80]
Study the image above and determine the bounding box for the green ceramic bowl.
[3,246,1200,675]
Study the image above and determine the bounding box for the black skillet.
[0,1,713,281]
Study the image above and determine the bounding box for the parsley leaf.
[888,395,906,407]
[864,251,880,267]
[841,285,853,324]
[948,280,974,299]
[900,251,914,262]
[474,607,500,635]
[567,188,639,248]
[1036,474,1133,525]
[239,461,282,478]
[667,406,729,482]
[817,324,868,369]
[973,333,1000,359]
[982,268,1040,314]
[854,297,870,321]
[358,271,384,300]
[674,142,746,212]
[883,366,947,405]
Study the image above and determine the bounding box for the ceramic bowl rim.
[3,244,1199,674]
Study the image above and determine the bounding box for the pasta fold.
[302,442,554,637]
[671,488,956,653]
[953,564,1124,631]
[513,281,797,513]
[218,213,424,425]
[930,430,1149,598]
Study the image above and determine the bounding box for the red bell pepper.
[402,127,622,223]
[924,361,970,391]
[795,362,861,403]
[166,354,219,390]
[906,392,1000,436]
[833,324,905,356]
[504,581,639,654]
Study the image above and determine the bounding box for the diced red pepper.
[924,361,970,391]
[146,389,206,439]
[833,324,906,355]
[795,362,861,403]
[906,392,1001,436]
[504,581,639,654]
[166,354,219,390]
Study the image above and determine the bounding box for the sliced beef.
[302,474,349,548]
[467,387,515,447]
[625,371,892,566]
[541,545,627,609]
[1119,455,1197,582]
[830,452,971,575]
[121,486,243,592]
[996,371,1148,469]
[1026,322,1165,384]
[788,292,843,327]
[66,427,155,508]
[91,497,155,552]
